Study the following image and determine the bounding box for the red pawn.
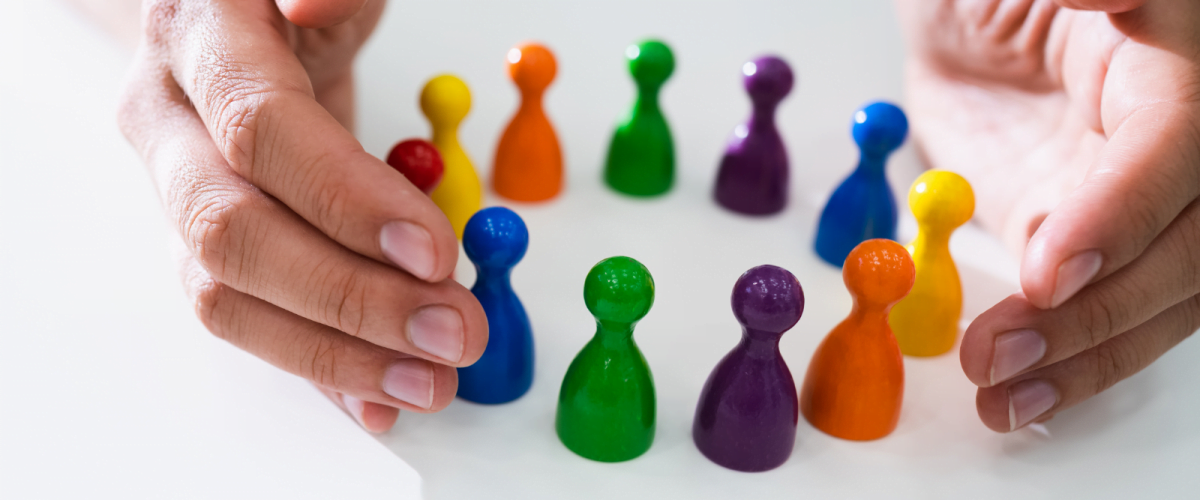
[387,139,444,195]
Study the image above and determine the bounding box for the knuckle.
[1088,337,1143,397]
[307,258,369,337]
[192,274,235,341]
[177,185,255,283]
[142,0,181,46]
[1074,284,1129,349]
[200,70,273,175]
[304,161,351,240]
[297,334,344,387]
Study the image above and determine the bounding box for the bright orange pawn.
[492,42,564,202]
[800,239,915,441]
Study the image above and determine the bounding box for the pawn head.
[463,207,529,269]
[584,256,655,325]
[742,55,794,107]
[420,74,471,129]
[852,101,908,157]
[626,40,675,90]
[909,169,975,230]
[843,239,915,307]
[386,139,444,195]
[507,42,557,92]
[731,265,804,335]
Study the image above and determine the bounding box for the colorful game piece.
[889,170,975,357]
[693,265,803,472]
[604,40,675,197]
[386,138,444,195]
[492,43,564,202]
[813,102,909,266]
[800,239,914,441]
[457,207,534,404]
[420,74,482,239]
[713,56,794,215]
[556,256,656,462]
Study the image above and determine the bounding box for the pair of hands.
[118,0,1199,434]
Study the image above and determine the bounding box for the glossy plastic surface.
[713,56,794,215]
[556,256,656,462]
[890,170,975,357]
[693,265,802,472]
[458,207,534,404]
[604,40,675,197]
[386,138,444,195]
[420,74,482,239]
[800,239,914,441]
[492,43,564,202]
[813,101,908,266]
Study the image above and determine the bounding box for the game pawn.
[457,207,534,404]
[813,102,909,266]
[890,170,975,357]
[556,256,656,462]
[800,239,914,440]
[713,56,795,215]
[492,43,564,202]
[693,265,803,472]
[604,40,676,197]
[420,74,482,239]
[386,138,444,195]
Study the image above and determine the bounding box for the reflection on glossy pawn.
[693,265,802,472]
[814,101,908,266]
[386,138,444,195]
[492,42,564,202]
[801,239,914,441]
[457,207,534,404]
[604,40,676,197]
[556,256,656,462]
[890,170,975,357]
[420,74,482,239]
[713,55,795,215]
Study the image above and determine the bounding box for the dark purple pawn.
[713,56,795,215]
[693,265,803,472]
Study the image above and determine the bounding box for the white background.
[2,0,1199,498]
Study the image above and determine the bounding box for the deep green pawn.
[556,256,657,462]
[604,40,676,197]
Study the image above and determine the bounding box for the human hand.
[118,0,488,433]
[897,0,1200,431]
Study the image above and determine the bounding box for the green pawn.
[556,256,657,462]
[604,40,676,197]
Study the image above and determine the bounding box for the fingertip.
[960,318,994,387]
[360,400,400,432]
[976,386,1014,433]
[428,364,459,412]
[1019,231,1058,310]
[276,0,368,29]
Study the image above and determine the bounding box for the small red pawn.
[387,138,445,195]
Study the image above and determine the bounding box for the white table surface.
[3,0,1199,498]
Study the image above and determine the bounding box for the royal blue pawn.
[693,265,803,472]
[813,101,908,267]
[458,207,534,404]
[713,56,795,215]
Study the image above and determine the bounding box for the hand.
[118,0,488,433]
[898,0,1200,432]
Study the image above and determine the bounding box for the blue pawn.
[458,207,534,404]
[813,101,908,267]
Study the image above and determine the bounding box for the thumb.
[276,0,371,29]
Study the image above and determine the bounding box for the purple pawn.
[693,265,803,472]
[713,56,795,215]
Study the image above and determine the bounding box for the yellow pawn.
[420,74,482,239]
[889,170,975,357]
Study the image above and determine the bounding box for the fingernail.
[407,305,464,363]
[382,359,435,409]
[381,221,436,281]
[341,394,374,432]
[1050,250,1102,308]
[1008,379,1058,431]
[990,329,1047,385]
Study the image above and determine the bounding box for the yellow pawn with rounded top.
[420,74,482,239]
[889,170,975,357]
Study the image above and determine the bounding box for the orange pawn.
[492,42,564,202]
[800,239,915,441]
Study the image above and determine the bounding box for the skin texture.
[899,0,1200,431]
[116,0,489,433]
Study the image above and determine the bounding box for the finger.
[975,293,1200,432]
[276,0,370,29]
[118,55,487,366]
[1053,0,1145,12]
[184,254,460,413]
[316,387,400,433]
[150,0,457,282]
[962,197,1200,386]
